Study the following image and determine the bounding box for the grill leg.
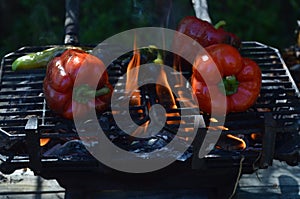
[209,168,241,199]
[208,184,238,199]
[65,189,87,199]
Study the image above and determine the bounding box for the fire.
[225,134,247,151]
[216,133,247,151]
[250,133,262,141]
[125,36,184,137]
[156,68,177,110]
[208,126,229,131]
[210,118,218,123]
[126,35,141,107]
[155,67,180,125]
[131,121,150,137]
[172,55,197,109]
[227,134,247,150]
[40,138,50,146]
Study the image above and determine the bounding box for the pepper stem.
[73,84,110,103]
[219,75,239,96]
[154,51,163,65]
[148,45,164,65]
[214,20,226,29]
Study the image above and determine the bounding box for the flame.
[125,35,188,136]
[208,125,229,131]
[172,55,197,109]
[250,133,261,141]
[131,121,150,137]
[126,35,141,107]
[173,54,183,84]
[40,138,50,146]
[226,134,247,150]
[156,68,177,109]
[210,118,219,123]
[155,68,181,125]
[215,133,247,151]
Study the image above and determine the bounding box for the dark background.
[0,0,299,59]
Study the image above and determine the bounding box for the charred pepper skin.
[192,44,262,114]
[43,49,113,120]
[175,16,241,48]
[11,46,81,71]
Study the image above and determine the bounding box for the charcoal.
[177,147,193,161]
[98,113,111,131]
[47,140,94,161]
[128,137,168,153]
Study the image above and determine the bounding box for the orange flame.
[126,35,188,135]
[172,52,198,109]
[156,68,177,110]
[215,132,247,151]
[40,138,50,146]
[126,35,141,107]
[131,121,150,137]
[250,133,262,141]
[155,65,181,125]
[226,134,247,150]
[207,125,229,131]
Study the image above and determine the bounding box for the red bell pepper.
[175,16,241,48]
[191,44,261,114]
[43,49,113,120]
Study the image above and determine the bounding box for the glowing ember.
[250,133,262,141]
[40,138,50,147]
[208,126,229,131]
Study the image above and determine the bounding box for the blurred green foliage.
[1,0,299,59]
[208,0,300,49]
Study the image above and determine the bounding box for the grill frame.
[0,41,299,177]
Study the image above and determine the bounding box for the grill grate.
[0,42,299,174]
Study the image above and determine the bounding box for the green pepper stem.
[146,45,164,65]
[73,84,110,103]
[218,75,239,96]
[214,20,226,29]
[153,50,163,65]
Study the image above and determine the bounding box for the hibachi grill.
[0,41,300,198]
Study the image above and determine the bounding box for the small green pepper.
[11,46,81,71]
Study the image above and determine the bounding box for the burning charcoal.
[156,129,176,142]
[47,140,94,161]
[42,144,62,157]
[98,113,111,132]
[148,138,158,145]
[131,137,169,153]
[177,147,193,161]
[128,139,150,152]
[148,137,168,149]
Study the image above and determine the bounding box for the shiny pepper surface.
[192,44,262,114]
[43,49,113,119]
[175,16,241,48]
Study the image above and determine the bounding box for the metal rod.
[259,112,277,168]
[25,116,42,174]
[191,0,211,23]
